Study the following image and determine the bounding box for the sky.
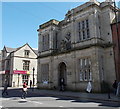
[1,0,120,50]
[1,2,85,50]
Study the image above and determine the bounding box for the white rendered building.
[1,43,38,87]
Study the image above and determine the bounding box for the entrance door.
[58,62,67,88]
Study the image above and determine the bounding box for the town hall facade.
[37,0,118,92]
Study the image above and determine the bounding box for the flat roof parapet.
[39,19,59,29]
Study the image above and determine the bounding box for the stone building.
[37,0,118,92]
[1,43,38,87]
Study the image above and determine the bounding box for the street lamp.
[18,74,20,87]
[33,67,35,91]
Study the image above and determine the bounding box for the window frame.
[77,19,90,42]
[79,58,92,81]
[41,63,49,82]
[22,74,29,85]
[23,60,30,71]
[24,50,30,57]
[42,34,50,51]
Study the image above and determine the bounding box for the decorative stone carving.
[65,32,71,50]
[60,40,67,51]
[65,32,71,41]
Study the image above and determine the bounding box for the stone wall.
[37,1,116,92]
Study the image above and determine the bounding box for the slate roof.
[4,44,38,56]
[33,49,38,55]
[5,47,17,53]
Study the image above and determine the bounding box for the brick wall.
[111,22,120,81]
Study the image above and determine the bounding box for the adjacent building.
[37,0,119,92]
[111,11,120,82]
[1,43,38,87]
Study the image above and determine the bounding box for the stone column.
[49,56,54,89]
[91,47,101,92]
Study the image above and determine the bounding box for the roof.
[3,44,38,56]
[5,47,17,53]
[13,43,38,56]
[33,49,38,55]
[39,19,59,29]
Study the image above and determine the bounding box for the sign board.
[13,70,30,74]
[0,71,5,74]
[43,81,48,84]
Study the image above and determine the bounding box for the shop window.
[22,74,29,85]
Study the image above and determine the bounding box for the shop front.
[12,70,30,87]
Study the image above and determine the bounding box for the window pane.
[88,69,92,80]
[84,70,87,80]
[83,30,85,39]
[79,32,82,41]
[80,70,83,81]
[82,21,85,29]
[86,19,89,28]
[87,29,90,38]
[78,22,81,30]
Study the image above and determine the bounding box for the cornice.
[37,42,113,59]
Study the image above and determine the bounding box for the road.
[0,88,120,108]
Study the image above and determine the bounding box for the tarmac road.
[0,88,120,108]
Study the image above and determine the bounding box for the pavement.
[27,87,120,103]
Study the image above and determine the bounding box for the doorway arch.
[58,62,67,88]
